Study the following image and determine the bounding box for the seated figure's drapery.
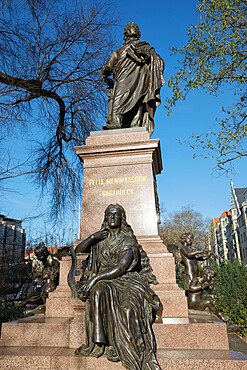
[78,233,161,370]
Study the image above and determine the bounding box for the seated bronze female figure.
[72,204,162,370]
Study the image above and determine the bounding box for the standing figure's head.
[200,266,217,283]
[180,232,194,246]
[34,242,48,262]
[102,204,133,235]
[123,22,141,41]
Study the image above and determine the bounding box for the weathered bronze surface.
[179,233,229,321]
[70,204,162,369]
[101,23,165,135]
[20,242,71,313]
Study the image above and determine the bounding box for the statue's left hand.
[92,228,109,241]
[78,278,96,293]
[135,45,150,59]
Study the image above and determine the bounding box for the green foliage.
[166,0,247,173]
[211,259,247,338]
[0,304,24,325]
[176,264,185,290]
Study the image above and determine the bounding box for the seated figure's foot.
[106,346,119,362]
[221,314,229,322]
[75,344,87,356]
[102,122,121,130]
[75,343,104,358]
[226,321,241,333]
[24,304,46,317]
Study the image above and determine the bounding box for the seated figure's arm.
[75,229,108,254]
[199,251,213,260]
[80,248,133,292]
[180,245,203,258]
[189,280,202,293]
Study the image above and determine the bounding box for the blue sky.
[118,0,247,219]
[1,0,246,243]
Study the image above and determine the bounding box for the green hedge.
[0,304,24,326]
[212,259,247,338]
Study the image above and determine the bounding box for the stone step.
[0,317,71,347]
[1,316,229,351]
[0,346,246,370]
[154,321,229,350]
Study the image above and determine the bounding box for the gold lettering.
[101,188,134,197]
[106,178,113,184]
[89,179,95,186]
[91,176,146,186]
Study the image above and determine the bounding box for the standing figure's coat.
[102,23,164,135]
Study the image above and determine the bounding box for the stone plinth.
[74,128,188,318]
[138,235,188,317]
[46,255,86,317]
[1,315,230,353]
[2,346,247,370]
[74,128,161,239]
[68,300,86,349]
[0,317,72,347]
[154,321,229,350]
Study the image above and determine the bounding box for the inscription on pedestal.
[88,176,147,197]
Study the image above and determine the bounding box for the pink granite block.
[1,346,246,369]
[75,130,162,240]
[157,348,230,360]
[52,348,125,369]
[153,322,229,350]
[158,359,247,369]
[1,317,71,347]
[0,355,51,369]
[69,300,86,349]
[79,162,158,239]
[0,346,58,369]
[84,128,150,146]
[148,254,177,283]
[45,297,76,317]
[157,295,188,317]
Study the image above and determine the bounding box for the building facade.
[0,215,26,304]
[211,182,247,265]
[0,214,26,264]
[212,211,231,265]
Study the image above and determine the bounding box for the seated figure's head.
[34,242,48,262]
[102,204,133,236]
[124,22,141,41]
[180,232,194,246]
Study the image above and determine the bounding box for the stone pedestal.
[75,127,161,238]
[46,255,85,317]
[74,127,188,317]
[46,256,75,317]
[0,129,237,368]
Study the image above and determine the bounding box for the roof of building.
[230,182,241,215]
[213,210,231,227]
[213,217,220,227]
[24,246,67,258]
[0,214,22,225]
[220,211,231,218]
[235,187,247,207]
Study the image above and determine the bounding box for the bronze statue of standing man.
[101,22,165,135]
